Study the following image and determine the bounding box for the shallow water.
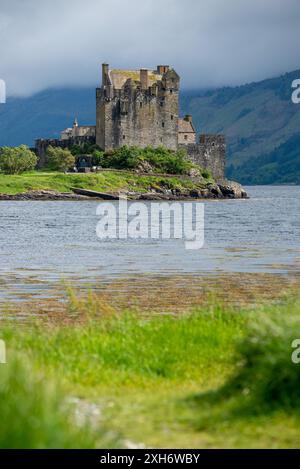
[0,185,299,302]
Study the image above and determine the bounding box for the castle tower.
[96,63,180,151]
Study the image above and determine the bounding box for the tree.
[46,146,75,172]
[0,145,38,174]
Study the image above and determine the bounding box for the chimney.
[157,65,169,75]
[140,69,149,90]
[184,115,193,123]
[102,63,109,86]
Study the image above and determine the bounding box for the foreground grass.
[0,171,209,195]
[1,294,300,448]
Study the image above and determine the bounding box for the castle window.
[160,101,164,107]
[123,135,126,140]
[170,89,173,94]
[171,115,173,120]
[140,102,142,108]
[162,122,165,128]
[184,135,188,140]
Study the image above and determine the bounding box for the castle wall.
[96,88,107,150]
[35,136,95,169]
[96,88,179,151]
[74,126,95,138]
[180,135,226,181]
[178,132,196,145]
[117,87,178,150]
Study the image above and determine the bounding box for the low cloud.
[1,0,300,96]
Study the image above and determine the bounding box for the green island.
[0,144,246,199]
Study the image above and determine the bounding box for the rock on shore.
[0,190,90,201]
[218,180,248,199]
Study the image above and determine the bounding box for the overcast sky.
[1,0,300,96]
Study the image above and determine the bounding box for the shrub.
[91,145,197,175]
[91,150,105,166]
[201,169,212,179]
[95,146,141,170]
[70,143,102,156]
[141,146,191,174]
[0,146,37,174]
[228,295,300,410]
[46,146,75,172]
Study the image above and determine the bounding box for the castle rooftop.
[178,117,196,134]
[109,69,162,89]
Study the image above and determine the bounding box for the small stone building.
[61,118,95,140]
[178,115,196,144]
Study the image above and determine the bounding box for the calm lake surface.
[0,186,299,301]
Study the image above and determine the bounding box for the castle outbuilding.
[61,118,95,141]
[178,115,196,144]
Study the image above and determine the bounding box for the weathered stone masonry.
[96,64,179,151]
[180,135,226,182]
[35,136,95,169]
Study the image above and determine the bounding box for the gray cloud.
[0,0,300,96]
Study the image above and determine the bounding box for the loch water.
[0,186,299,300]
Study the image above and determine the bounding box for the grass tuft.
[0,354,116,448]
[227,295,300,410]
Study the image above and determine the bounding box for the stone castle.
[36,63,225,180]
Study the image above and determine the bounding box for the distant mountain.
[226,132,300,185]
[1,70,300,184]
[181,70,300,184]
[0,88,95,147]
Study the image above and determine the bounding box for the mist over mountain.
[0,69,299,184]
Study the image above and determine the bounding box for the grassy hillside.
[227,132,300,184]
[181,70,300,183]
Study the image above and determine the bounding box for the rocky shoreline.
[0,180,248,201]
[137,180,248,200]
